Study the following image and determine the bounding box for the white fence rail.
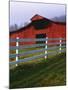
[9,37,66,66]
[10,38,65,42]
[10,49,65,65]
[10,42,65,50]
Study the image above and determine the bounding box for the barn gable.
[10,14,65,33]
[10,14,66,40]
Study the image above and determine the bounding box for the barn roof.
[31,14,45,21]
[31,14,54,22]
[10,14,66,34]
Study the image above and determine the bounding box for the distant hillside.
[51,15,66,22]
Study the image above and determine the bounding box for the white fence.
[9,37,66,66]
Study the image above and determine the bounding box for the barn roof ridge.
[31,14,52,22]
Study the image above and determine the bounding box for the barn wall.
[10,22,66,45]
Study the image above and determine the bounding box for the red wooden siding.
[10,14,66,45]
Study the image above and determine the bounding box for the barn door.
[36,34,46,44]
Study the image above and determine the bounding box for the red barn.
[10,14,66,45]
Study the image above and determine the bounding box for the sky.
[10,1,66,27]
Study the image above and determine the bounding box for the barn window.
[32,19,50,30]
[36,34,46,44]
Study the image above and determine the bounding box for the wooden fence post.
[16,37,19,66]
[45,37,48,59]
[59,38,62,53]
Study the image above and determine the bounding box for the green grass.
[10,52,66,89]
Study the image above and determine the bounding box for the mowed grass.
[10,52,66,89]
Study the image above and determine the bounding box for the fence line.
[10,38,66,42]
[9,49,66,65]
[10,42,66,50]
[10,45,66,58]
[9,37,66,66]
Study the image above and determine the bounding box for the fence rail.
[9,37,66,66]
[9,49,65,65]
[10,42,66,50]
[10,45,66,58]
[10,38,66,42]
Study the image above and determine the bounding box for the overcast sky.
[10,1,66,27]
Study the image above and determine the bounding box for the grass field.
[10,52,66,89]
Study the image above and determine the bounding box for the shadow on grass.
[9,52,66,89]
